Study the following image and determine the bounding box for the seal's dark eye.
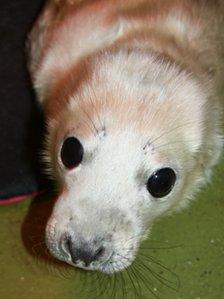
[61,137,84,169]
[147,168,176,198]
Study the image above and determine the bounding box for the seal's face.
[46,126,178,273]
[45,129,179,273]
[44,52,221,273]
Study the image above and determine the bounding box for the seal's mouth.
[50,241,136,274]
[64,251,116,273]
[68,251,135,274]
[46,228,138,274]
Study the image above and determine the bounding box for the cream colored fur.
[28,0,224,273]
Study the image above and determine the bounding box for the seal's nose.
[64,236,108,267]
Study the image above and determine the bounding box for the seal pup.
[27,0,224,273]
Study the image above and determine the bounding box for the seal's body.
[28,0,224,273]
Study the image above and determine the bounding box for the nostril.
[65,236,72,252]
[62,235,80,264]
[94,246,105,260]
[59,234,72,258]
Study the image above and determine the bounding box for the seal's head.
[44,51,222,273]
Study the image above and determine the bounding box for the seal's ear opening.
[0,0,52,204]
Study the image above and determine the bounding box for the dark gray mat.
[0,0,50,200]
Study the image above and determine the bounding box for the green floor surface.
[0,160,224,299]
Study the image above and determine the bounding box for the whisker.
[73,98,99,136]
[143,119,207,149]
[138,253,180,291]
[137,256,178,291]
[153,138,201,151]
[77,106,98,136]
[85,81,105,133]
[128,264,143,299]
[140,244,183,251]
[107,274,116,299]
[95,272,110,298]
[132,263,160,299]
[121,263,130,299]
[125,266,140,299]
[116,253,152,298]
[87,271,99,294]
[82,109,99,136]
[110,269,118,299]
[115,241,180,296]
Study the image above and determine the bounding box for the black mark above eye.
[146,168,176,198]
[61,137,84,169]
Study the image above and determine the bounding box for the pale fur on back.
[27,0,224,273]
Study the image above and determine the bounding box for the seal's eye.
[61,137,84,169]
[147,168,176,198]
